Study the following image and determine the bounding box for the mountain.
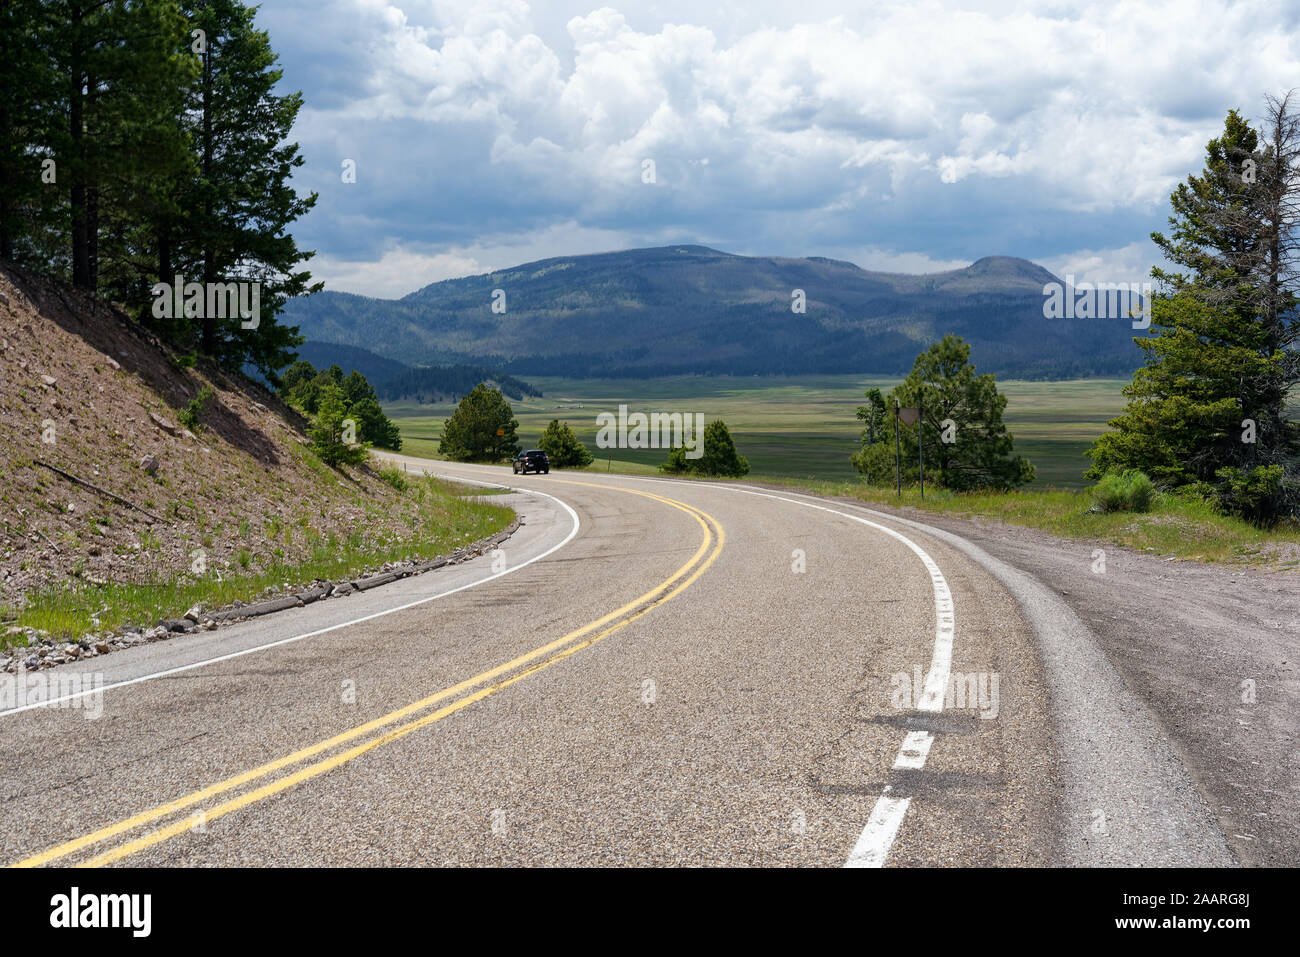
[281,245,1147,379]
[291,340,539,401]
[294,340,410,386]
[376,365,542,402]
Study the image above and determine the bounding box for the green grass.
[11,475,515,644]
[767,478,1300,569]
[383,375,1299,569]
[385,375,1128,489]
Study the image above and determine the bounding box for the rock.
[145,625,169,640]
[41,374,56,387]
[199,619,217,631]
[148,411,179,435]
[94,642,110,654]
[161,619,189,633]
[24,656,39,669]
[105,355,120,371]
[180,429,196,441]
[139,453,158,475]
[0,657,10,671]
[183,604,203,622]
[329,582,354,597]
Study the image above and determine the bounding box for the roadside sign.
[896,406,920,426]
[496,428,505,436]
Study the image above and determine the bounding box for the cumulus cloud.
[256,0,1300,292]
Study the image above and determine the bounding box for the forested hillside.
[0,0,317,383]
[282,246,1149,379]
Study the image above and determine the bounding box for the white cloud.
[1040,241,1167,289]
[258,0,1299,289]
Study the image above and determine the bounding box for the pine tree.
[0,0,58,264]
[1089,100,1300,522]
[538,419,593,468]
[309,383,366,467]
[856,388,888,445]
[439,384,520,462]
[860,335,1033,491]
[39,0,194,292]
[156,0,320,379]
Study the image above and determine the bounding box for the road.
[0,456,1235,867]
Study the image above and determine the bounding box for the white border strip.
[0,477,579,717]
[317,461,957,866]
[465,468,956,868]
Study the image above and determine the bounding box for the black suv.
[512,449,550,474]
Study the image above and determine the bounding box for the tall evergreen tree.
[0,0,58,264]
[856,336,1033,490]
[1089,100,1300,521]
[38,0,194,291]
[159,0,321,380]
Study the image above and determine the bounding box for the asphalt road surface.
[0,456,1235,867]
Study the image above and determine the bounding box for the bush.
[178,386,214,431]
[851,441,896,485]
[660,420,749,477]
[1213,465,1289,527]
[1090,469,1155,513]
[377,465,408,492]
[538,418,593,468]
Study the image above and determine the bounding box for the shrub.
[538,419,593,468]
[178,386,214,431]
[377,465,408,492]
[1090,469,1155,513]
[851,441,896,486]
[660,420,749,477]
[1213,465,1289,527]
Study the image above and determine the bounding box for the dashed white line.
[427,464,958,867]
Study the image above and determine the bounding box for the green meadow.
[384,375,1129,490]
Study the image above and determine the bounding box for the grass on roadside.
[10,474,515,644]
[772,477,1300,569]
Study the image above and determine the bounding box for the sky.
[255,0,1300,298]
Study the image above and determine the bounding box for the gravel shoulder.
[788,488,1299,867]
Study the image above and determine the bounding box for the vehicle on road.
[513,449,550,474]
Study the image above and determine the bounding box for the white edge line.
[497,467,955,868]
[329,461,959,867]
[0,474,579,717]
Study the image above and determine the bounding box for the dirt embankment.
[0,265,425,609]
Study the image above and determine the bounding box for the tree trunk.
[199,42,216,355]
[70,42,89,289]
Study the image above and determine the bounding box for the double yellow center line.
[14,482,724,868]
